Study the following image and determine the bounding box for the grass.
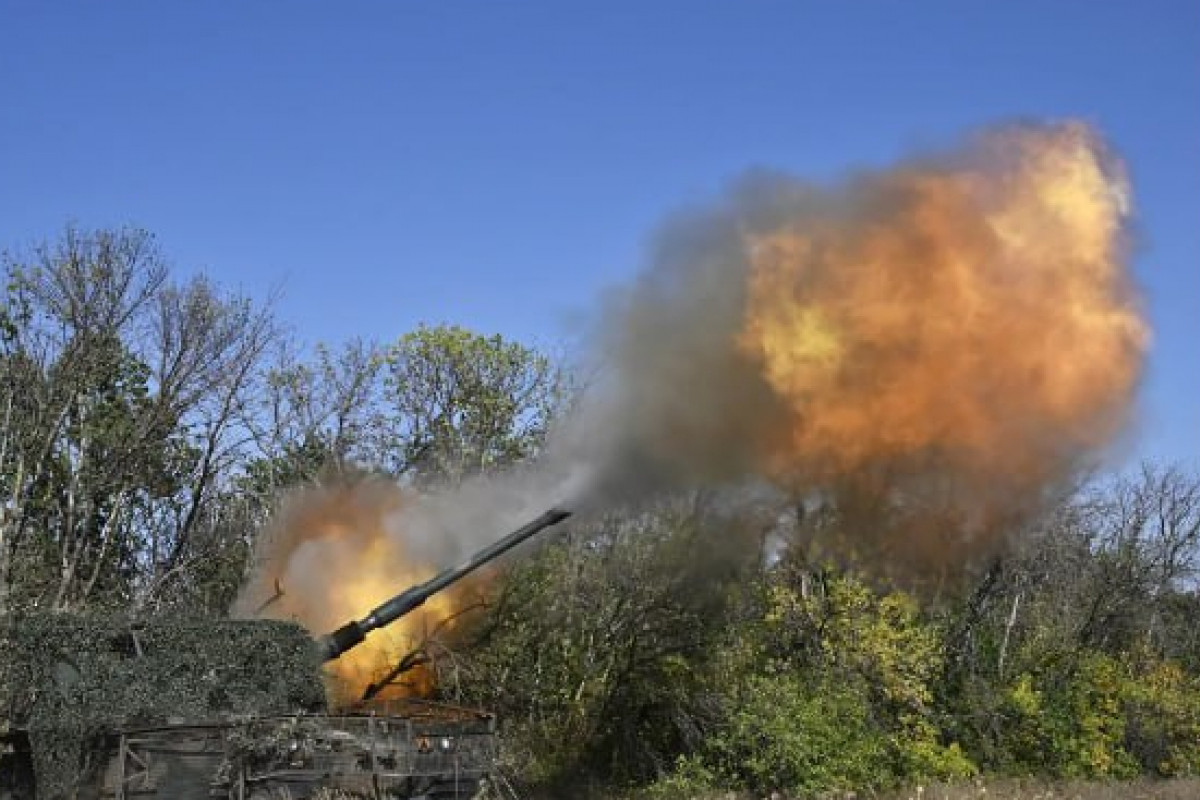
[876,778,1200,800]
[617,779,1200,800]
[316,778,1200,799]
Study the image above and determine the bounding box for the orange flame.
[235,480,476,705]
[236,121,1152,687]
[586,121,1149,571]
[738,123,1147,492]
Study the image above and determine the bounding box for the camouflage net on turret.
[0,613,326,800]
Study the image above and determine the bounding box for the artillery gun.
[0,509,571,800]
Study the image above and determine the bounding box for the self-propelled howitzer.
[0,510,574,799]
[319,508,572,661]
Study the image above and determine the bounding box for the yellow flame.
[241,481,476,705]
[739,123,1148,489]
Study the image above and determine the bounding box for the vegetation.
[2,226,1199,799]
[438,471,1200,798]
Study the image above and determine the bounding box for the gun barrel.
[321,508,571,661]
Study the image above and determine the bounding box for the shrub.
[1001,654,1139,779]
[642,754,721,800]
[1121,653,1200,776]
[707,672,891,796]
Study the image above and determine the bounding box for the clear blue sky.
[1,2,1196,468]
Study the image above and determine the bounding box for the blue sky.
[1,2,1196,468]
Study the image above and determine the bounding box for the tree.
[443,495,761,787]
[0,226,276,614]
[936,464,1200,774]
[240,338,388,505]
[381,324,564,486]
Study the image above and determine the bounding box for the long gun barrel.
[320,508,571,661]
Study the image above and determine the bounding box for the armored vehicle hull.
[2,700,495,800]
[1,509,572,799]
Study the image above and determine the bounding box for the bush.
[1121,653,1200,776]
[707,672,891,796]
[1001,654,1139,778]
[895,719,977,782]
[642,754,721,800]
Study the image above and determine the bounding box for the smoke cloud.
[572,122,1146,499]
[236,121,1149,692]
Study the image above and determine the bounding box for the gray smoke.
[237,121,1148,619]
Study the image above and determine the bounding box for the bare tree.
[240,337,388,506]
[132,277,278,609]
[0,226,277,613]
[1074,464,1200,654]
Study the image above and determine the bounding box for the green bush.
[1120,653,1200,777]
[642,754,721,800]
[746,573,977,786]
[1001,654,1139,779]
[894,719,977,782]
[707,672,890,796]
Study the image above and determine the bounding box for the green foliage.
[0,226,276,614]
[711,672,891,796]
[1121,653,1200,777]
[988,647,1200,780]
[383,324,564,484]
[999,654,1138,779]
[695,570,975,796]
[642,754,719,800]
[445,500,755,787]
[760,573,945,711]
[899,721,978,783]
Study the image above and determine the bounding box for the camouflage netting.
[0,612,327,799]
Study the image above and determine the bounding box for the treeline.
[2,227,1198,798]
[442,470,1200,797]
[0,226,562,616]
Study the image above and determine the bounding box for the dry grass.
[627,779,1200,800]
[876,778,1200,800]
[324,778,1200,799]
